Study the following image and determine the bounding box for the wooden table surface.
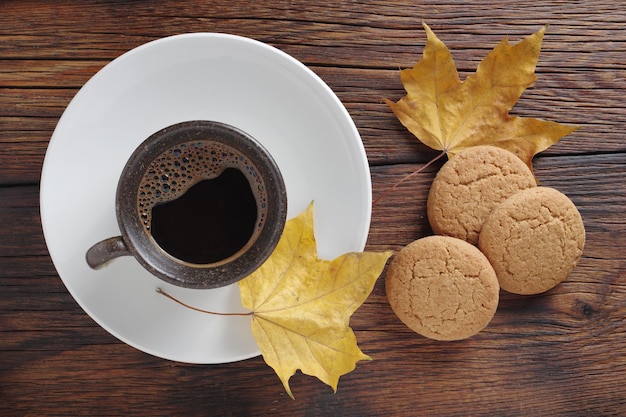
[2,1,625,415]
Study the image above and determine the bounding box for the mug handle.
[86,236,131,269]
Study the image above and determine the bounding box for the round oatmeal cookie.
[386,235,500,341]
[478,186,585,295]
[427,145,536,245]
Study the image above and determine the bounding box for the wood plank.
[368,153,626,249]
[0,1,624,68]
[1,60,625,184]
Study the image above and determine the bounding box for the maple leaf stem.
[156,287,253,316]
[373,150,446,206]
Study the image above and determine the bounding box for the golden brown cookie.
[478,186,585,295]
[386,235,500,341]
[427,145,536,245]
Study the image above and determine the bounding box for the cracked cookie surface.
[386,235,500,341]
[478,186,585,295]
[427,145,536,245]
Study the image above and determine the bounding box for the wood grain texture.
[1,1,625,416]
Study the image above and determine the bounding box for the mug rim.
[116,120,287,289]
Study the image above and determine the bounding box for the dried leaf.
[384,23,579,171]
[238,203,393,398]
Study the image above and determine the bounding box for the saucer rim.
[40,32,372,364]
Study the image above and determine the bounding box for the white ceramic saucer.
[40,33,372,364]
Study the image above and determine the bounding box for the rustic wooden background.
[1,1,625,415]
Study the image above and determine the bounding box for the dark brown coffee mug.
[86,120,287,289]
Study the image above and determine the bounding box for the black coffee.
[150,168,257,264]
[136,139,269,265]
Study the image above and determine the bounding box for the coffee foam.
[136,140,268,234]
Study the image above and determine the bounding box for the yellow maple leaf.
[384,23,579,171]
[238,203,393,398]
